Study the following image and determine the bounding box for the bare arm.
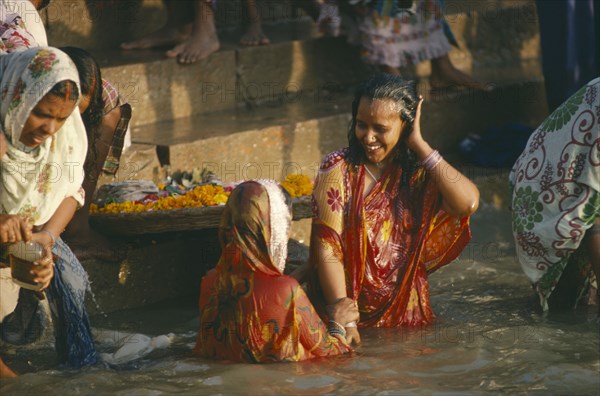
[407,97,480,218]
[310,226,361,345]
[32,196,79,251]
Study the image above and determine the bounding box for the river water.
[1,204,599,395]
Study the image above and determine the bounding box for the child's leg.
[166,0,220,64]
[120,0,193,50]
[240,0,270,46]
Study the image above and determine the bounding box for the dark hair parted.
[347,74,420,185]
[59,46,104,173]
[48,80,79,102]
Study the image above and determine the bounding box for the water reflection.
[1,206,598,394]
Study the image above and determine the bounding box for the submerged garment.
[46,238,97,368]
[0,239,97,368]
[195,181,351,362]
[509,77,600,311]
[355,0,452,68]
[311,149,471,327]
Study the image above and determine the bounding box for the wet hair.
[347,74,420,185]
[59,46,104,173]
[48,80,79,102]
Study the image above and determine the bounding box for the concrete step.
[43,0,541,127]
[105,68,546,188]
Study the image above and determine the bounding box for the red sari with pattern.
[194,181,352,362]
[311,149,471,327]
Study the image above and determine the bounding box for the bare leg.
[166,0,220,64]
[240,0,270,46]
[120,0,193,50]
[291,0,320,21]
[0,356,16,378]
[430,54,492,92]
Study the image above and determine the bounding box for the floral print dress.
[509,77,600,311]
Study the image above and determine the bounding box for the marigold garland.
[90,184,230,214]
[90,175,313,215]
[280,174,313,198]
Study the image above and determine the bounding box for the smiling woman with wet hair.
[308,74,480,345]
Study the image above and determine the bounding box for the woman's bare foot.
[166,29,220,64]
[430,55,493,92]
[240,22,270,46]
[120,25,191,50]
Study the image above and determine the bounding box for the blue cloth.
[46,239,97,368]
[536,0,598,113]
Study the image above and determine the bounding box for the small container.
[7,241,45,291]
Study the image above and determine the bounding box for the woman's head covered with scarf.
[347,74,419,184]
[0,47,88,226]
[218,180,292,276]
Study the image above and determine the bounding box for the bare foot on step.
[165,30,220,64]
[240,23,270,46]
[430,55,493,92]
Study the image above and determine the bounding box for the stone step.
[43,0,541,127]
[106,69,547,187]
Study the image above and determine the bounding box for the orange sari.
[311,149,471,327]
[194,181,352,362]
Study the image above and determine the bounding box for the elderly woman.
[195,180,354,362]
[309,74,479,344]
[0,47,97,368]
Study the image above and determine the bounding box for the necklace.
[364,164,379,181]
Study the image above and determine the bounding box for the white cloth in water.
[95,329,173,365]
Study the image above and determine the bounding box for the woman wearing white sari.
[0,46,97,368]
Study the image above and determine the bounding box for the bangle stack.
[327,320,347,338]
[421,150,443,171]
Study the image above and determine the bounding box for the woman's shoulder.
[320,148,350,172]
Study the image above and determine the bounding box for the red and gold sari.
[194,181,352,362]
[311,149,471,327]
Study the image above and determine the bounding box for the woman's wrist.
[36,229,56,249]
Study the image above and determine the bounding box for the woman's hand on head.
[406,96,427,152]
[0,215,33,244]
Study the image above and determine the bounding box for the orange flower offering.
[90,184,230,214]
[280,174,313,198]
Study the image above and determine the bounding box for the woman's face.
[355,97,405,165]
[20,93,77,147]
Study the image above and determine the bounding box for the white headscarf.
[0,47,87,225]
[256,179,291,274]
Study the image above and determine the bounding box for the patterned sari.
[510,77,600,311]
[353,0,452,68]
[311,149,471,327]
[195,180,352,362]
